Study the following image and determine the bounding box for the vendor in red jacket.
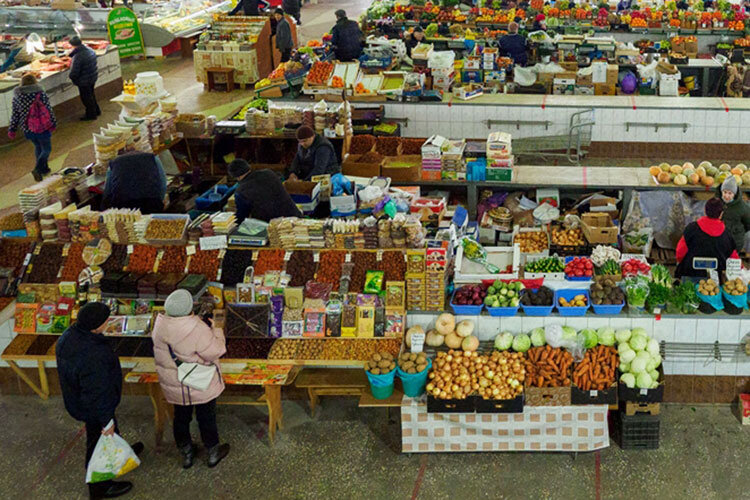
[675,198,739,278]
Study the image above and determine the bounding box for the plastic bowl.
[554,289,590,316]
[450,290,484,315]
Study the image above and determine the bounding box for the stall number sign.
[107,7,145,58]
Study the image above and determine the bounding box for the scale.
[692,257,719,282]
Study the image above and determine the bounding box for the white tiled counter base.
[401,398,609,453]
[406,313,750,377]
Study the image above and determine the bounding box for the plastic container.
[450,290,484,315]
[486,304,520,317]
[366,368,396,399]
[722,289,746,315]
[591,300,625,315]
[554,289,590,316]
[695,285,724,311]
[397,358,432,397]
[144,214,189,245]
[614,412,660,450]
[564,256,594,282]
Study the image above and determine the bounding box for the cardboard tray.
[581,213,619,245]
[342,154,382,178]
[381,155,421,182]
[525,385,571,406]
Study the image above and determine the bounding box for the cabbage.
[618,342,632,355]
[647,338,660,356]
[635,350,650,362]
[645,357,658,372]
[512,334,531,353]
[648,369,659,382]
[636,372,653,389]
[650,380,659,389]
[620,349,636,364]
[651,353,662,369]
[631,356,647,374]
[629,334,648,352]
[631,327,648,338]
[615,329,632,344]
[578,329,598,349]
[494,332,514,351]
[619,362,630,373]
[530,328,546,347]
[597,327,616,346]
[620,373,636,388]
[561,326,577,341]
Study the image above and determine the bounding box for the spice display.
[287,251,316,287]
[573,345,618,391]
[514,231,548,253]
[525,346,573,387]
[350,252,378,292]
[254,249,285,276]
[268,338,400,361]
[157,246,187,274]
[0,239,33,275]
[401,138,424,155]
[127,245,158,274]
[225,338,276,359]
[60,243,86,282]
[349,134,375,154]
[220,249,254,286]
[316,251,346,288]
[379,251,406,283]
[3,334,36,355]
[26,335,57,356]
[0,212,24,231]
[187,249,221,280]
[26,243,64,284]
[375,137,400,156]
[102,244,128,272]
[145,217,187,242]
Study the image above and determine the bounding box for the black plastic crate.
[571,383,618,405]
[615,412,660,450]
[474,394,524,413]
[427,395,474,413]
[549,243,591,257]
[618,367,664,403]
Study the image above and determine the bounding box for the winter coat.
[103,152,167,214]
[288,135,340,180]
[282,0,300,17]
[235,169,302,223]
[331,17,363,62]
[498,33,528,66]
[229,0,259,16]
[675,216,738,278]
[56,324,122,426]
[716,184,750,250]
[152,314,226,406]
[9,83,57,134]
[69,45,98,87]
[276,18,294,51]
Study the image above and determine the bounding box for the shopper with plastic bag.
[86,421,141,484]
[675,198,738,279]
[152,289,230,469]
[56,302,143,499]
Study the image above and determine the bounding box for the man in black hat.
[330,9,363,62]
[229,158,301,224]
[56,302,143,499]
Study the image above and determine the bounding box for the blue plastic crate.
[450,291,484,315]
[591,301,625,315]
[564,256,594,282]
[486,305,519,317]
[555,289,590,316]
[519,289,554,316]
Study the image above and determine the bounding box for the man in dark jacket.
[229,0,259,16]
[103,152,168,214]
[718,175,750,252]
[282,0,300,25]
[498,22,528,66]
[56,302,143,499]
[675,198,739,278]
[69,36,100,121]
[405,26,426,57]
[287,126,340,181]
[229,159,301,223]
[274,8,294,63]
[330,10,363,62]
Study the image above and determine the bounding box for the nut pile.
[225,338,276,359]
[187,249,220,280]
[157,246,187,274]
[350,252,378,292]
[287,251,316,287]
[316,251,346,287]
[60,243,86,282]
[220,249,254,286]
[254,249,285,276]
[375,137,400,156]
[127,245,158,274]
[398,351,428,374]
[514,231,548,253]
[379,251,406,283]
[349,134,375,154]
[26,243,64,283]
[145,218,185,241]
[0,239,33,275]
[102,244,128,272]
[366,351,396,375]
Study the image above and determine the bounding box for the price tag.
[23,253,32,266]
[411,331,425,353]
[127,245,134,254]
[216,269,222,281]
[218,249,226,259]
[284,251,292,261]
[33,245,42,255]
[726,258,742,279]
[62,243,71,257]
[708,269,719,283]
[653,307,661,320]
[252,250,259,260]
[639,388,648,395]
[345,253,352,263]
[157,249,165,260]
[199,235,228,251]
[590,390,598,397]
[376,250,383,261]
[185,245,196,256]
[314,252,320,263]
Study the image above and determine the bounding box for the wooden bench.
[294,368,368,414]
[206,67,235,92]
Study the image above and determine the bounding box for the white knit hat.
[165,289,193,317]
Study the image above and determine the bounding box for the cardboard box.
[685,39,698,54]
[342,154,382,178]
[330,181,357,217]
[284,180,321,215]
[381,155,421,182]
[589,196,618,217]
[421,135,446,159]
[559,61,579,71]
[555,71,578,81]
[553,78,576,95]
[581,212,619,244]
[575,85,594,95]
[595,83,616,96]
[537,72,556,85]
[576,72,593,86]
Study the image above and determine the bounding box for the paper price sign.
[200,235,228,251]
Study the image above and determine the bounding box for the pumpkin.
[689,173,700,185]
[669,165,683,175]
[648,166,661,177]
[657,172,671,184]
[674,174,688,186]
[702,175,714,186]
[731,167,744,176]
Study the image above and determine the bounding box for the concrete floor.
[0,394,747,499]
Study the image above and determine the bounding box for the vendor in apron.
[675,198,739,278]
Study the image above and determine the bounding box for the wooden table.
[125,360,299,447]
[206,67,235,92]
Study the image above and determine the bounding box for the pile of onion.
[426,349,526,400]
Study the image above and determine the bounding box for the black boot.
[31,170,43,182]
[131,442,144,457]
[206,443,230,468]
[89,480,132,499]
[179,443,197,469]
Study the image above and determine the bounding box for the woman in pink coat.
[152,289,230,469]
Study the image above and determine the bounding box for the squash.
[696,166,707,178]
[689,173,700,185]
[659,162,671,172]
[682,167,695,178]
[425,329,444,347]
[702,175,714,187]
[669,165,683,175]
[719,163,732,172]
[734,174,743,186]
[731,167,744,176]
[682,161,695,170]
[648,166,661,177]
[674,174,688,186]
[657,172,671,184]
[444,332,462,349]
[736,163,747,172]
[698,161,713,170]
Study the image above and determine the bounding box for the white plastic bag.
[86,422,141,484]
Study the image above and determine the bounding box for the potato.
[368,360,378,369]
[409,353,417,361]
[417,363,427,372]
[371,368,381,375]
[400,353,411,362]
[381,352,393,360]
[378,359,391,369]
[389,362,396,371]
[373,353,382,362]
[402,360,415,370]
[407,368,416,374]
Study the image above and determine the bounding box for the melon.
[657,172,671,184]
[698,161,713,170]
[734,174,743,186]
[706,166,719,177]
[741,173,750,185]
[674,174,688,186]
[717,172,730,184]
[702,176,714,186]
[659,162,671,172]
[696,166,707,177]
[720,163,732,172]
[682,167,695,178]
[736,163,747,172]
[670,165,683,175]
[649,166,661,177]
[682,162,695,170]
[689,173,700,185]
